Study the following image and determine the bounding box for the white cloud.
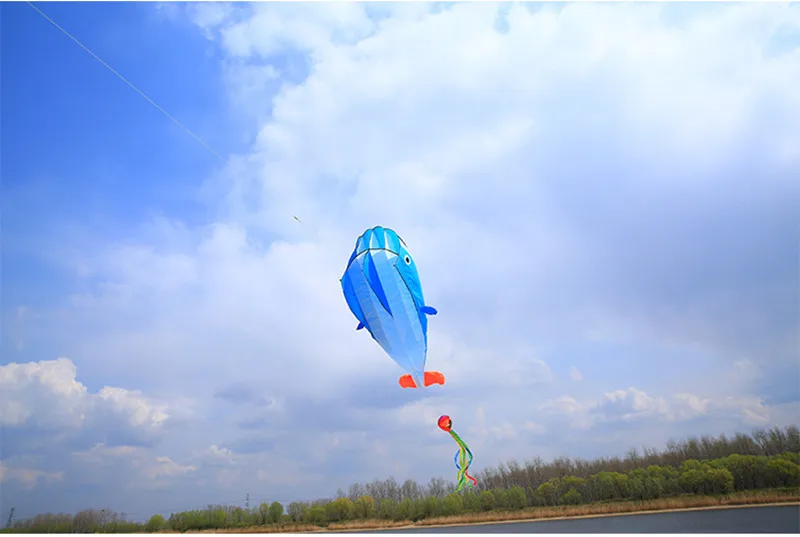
[396,398,455,430]
[467,405,520,442]
[0,358,173,433]
[186,2,234,39]
[539,395,584,416]
[672,393,712,419]
[158,1,799,370]
[143,457,197,480]
[522,421,546,434]
[0,358,89,428]
[72,443,139,459]
[217,3,375,58]
[598,387,672,421]
[569,366,583,382]
[69,443,198,492]
[538,386,798,430]
[0,462,63,491]
[206,444,234,459]
[0,358,200,503]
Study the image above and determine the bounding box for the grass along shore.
[190,488,800,533]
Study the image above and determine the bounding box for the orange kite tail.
[399,371,446,388]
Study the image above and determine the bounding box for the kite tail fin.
[399,371,444,388]
[399,374,420,388]
[423,371,445,386]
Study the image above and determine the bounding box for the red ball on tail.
[438,415,452,432]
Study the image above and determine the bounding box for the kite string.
[25,1,225,163]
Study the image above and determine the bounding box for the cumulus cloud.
[4,0,799,520]
[538,386,799,431]
[67,443,196,492]
[0,462,63,491]
[168,1,798,379]
[0,358,172,435]
[0,358,193,501]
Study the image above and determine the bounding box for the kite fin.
[399,371,445,388]
[399,374,417,388]
[356,322,365,331]
[421,306,438,316]
[423,371,445,386]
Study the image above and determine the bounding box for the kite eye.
[404,255,411,264]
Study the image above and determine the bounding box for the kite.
[438,415,477,492]
[340,226,445,389]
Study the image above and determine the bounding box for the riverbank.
[191,488,799,533]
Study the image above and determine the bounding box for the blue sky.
[2,1,799,523]
[3,2,229,318]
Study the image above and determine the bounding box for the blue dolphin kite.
[340,226,445,389]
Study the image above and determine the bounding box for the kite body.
[341,226,444,389]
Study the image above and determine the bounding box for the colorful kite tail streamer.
[438,415,478,491]
[449,429,477,490]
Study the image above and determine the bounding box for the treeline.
[290,452,799,526]
[6,425,799,533]
[477,424,800,491]
[6,510,142,534]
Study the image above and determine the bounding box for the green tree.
[145,514,167,532]
[395,498,413,521]
[441,493,464,516]
[682,459,703,472]
[325,498,353,522]
[766,458,800,488]
[778,451,800,465]
[715,454,766,490]
[377,498,397,520]
[479,490,495,511]
[72,509,102,533]
[610,472,631,499]
[591,472,616,501]
[707,468,735,494]
[462,490,482,512]
[303,506,326,526]
[560,476,586,497]
[643,476,665,500]
[679,468,704,494]
[168,512,185,531]
[680,464,734,495]
[628,475,646,500]
[258,503,269,525]
[561,488,582,505]
[417,496,441,520]
[353,495,377,519]
[492,488,510,509]
[231,506,247,527]
[647,464,679,495]
[267,502,284,524]
[287,502,307,522]
[537,480,558,505]
[507,485,527,509]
